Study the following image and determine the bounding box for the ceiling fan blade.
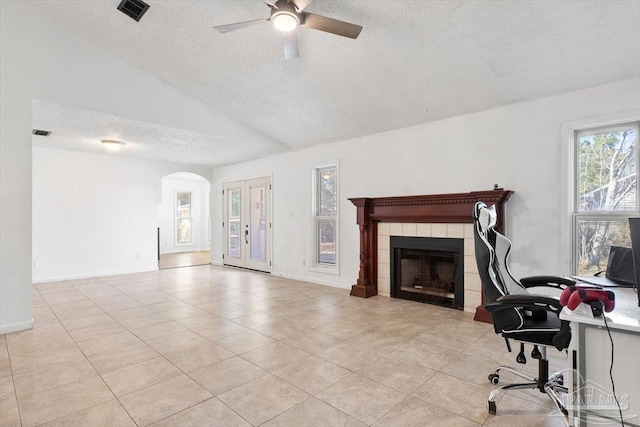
[301,13,362,39]
[262,0,278,9]
[291,0,312,11]
[213,18,269,34]
[282,32,300,59]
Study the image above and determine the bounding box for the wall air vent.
[117,0,150,22]
[32,129,51,137]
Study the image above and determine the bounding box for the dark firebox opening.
[390,236,464,309]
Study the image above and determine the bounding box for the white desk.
[560,288,640,427]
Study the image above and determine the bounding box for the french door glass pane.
[577,127,637,212]
[227,188,241,258]
[249,184,266,261]
[177,218,191,243]
[317,219,336,265]
[577,219,631,276]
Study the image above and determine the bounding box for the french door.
[223,177,271,272]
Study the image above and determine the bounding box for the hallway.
[158,251,211,270]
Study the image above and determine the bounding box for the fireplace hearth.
[391,236,464,309]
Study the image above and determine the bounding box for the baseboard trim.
[159,248,211,255]
[32,266,159,284]
[272,271,350,291]
[0,319,34,334]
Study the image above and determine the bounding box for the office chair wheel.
[488,373,500,384]
[488,400,497,415]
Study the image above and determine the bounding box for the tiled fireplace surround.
[377,222,479,313]
[348,189,513,322]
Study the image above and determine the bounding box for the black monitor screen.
[606,246,635,286]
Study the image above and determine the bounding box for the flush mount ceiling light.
[101,139,126,151]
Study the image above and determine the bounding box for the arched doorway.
[157,172,211,269]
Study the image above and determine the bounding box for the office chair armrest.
[519,275,576,290]
[484,294,563,313]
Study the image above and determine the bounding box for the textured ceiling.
[26,0,640,162]
[32,100,286,167]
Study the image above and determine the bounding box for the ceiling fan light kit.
[213,0,362,59]
[272,11,299,32]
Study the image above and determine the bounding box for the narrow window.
[176,191,192,244]
[314,166,337,268]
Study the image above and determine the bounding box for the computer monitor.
[605,246,636,286]
[628,217,640,307]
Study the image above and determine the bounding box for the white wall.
[211,78,640,290]
[158,175,211,255]
[0,1,275,333]
[32,148,211,283]
[2,0,639,335]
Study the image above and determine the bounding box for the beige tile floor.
[0,265,568,426]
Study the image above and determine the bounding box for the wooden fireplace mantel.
[348,189,513,323]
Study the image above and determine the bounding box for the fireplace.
[348,189,513,322]
[390,236,464,309]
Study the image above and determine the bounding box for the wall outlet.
[136,253,142,260]
[301,259,306,266]
[32,261,38,269]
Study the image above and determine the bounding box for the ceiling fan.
[212,0,363,59]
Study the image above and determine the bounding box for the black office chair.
[473,201,573,419]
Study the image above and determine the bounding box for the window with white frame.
[314,165,337,268]
[573,122,639,275]
[176,191,192,244]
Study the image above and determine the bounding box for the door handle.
[245,229,249,244]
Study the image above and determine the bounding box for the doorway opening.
[158,172,211,269]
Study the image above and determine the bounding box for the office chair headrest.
[475,202,497,233]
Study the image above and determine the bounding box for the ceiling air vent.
[117,0,150,22]
[32,129,51,137]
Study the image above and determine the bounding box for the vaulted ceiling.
[27,0,640,166]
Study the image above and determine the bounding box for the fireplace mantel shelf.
[348,189,513,323]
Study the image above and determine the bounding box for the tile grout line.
[3,320,22,427]
[101,277,226,425]
[33,282,139,427]
[24,266,558,426]
[69,279,188,427]
[151,396,253,427]
[65,276,261,426]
